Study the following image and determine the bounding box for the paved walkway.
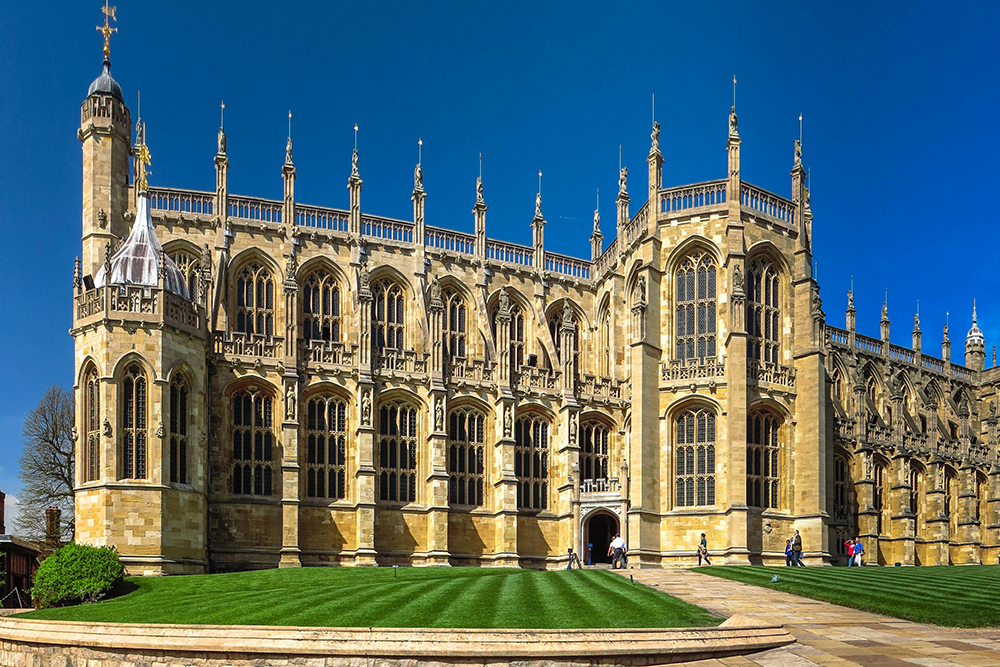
[617,568,1000,667]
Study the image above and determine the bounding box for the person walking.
[845,539,856,567]
[791,529,804,566]
[609,533,627,569]
[697,533,712,566]
[784,539,793,566]
[852,537,865,567]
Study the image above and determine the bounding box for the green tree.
[16,386,75,541]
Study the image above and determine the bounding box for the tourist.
[785,539,793,566]
[845,539,856,566]
[609,533,627,569]
[791,529,804,566]
[697,533,712,566]
[853,537,865,567]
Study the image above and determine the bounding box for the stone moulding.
[0,615,792,666]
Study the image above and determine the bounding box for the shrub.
[31,543,125,609]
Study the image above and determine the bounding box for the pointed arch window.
[236,262,274,338]
[372,279,405,356]
[874,460,889,534]
[579,421,610,485]
[443,288,467,361]
[448,407,485,506]
[491,300,526,372]
[170,250,200,302]
[599,309,611,376]
[306,395,348,499]
[232,388,274,496]
[169,375,190,484]
[121,364,147,479]
[976,472,987,523]
[747,411,780,508]
[833,455,851,521]
[515,415,549,510]
[747,257,780,364]
[378,401,417,503]
[675,409,716,506]
[944,467,958,535]
[84,368,101,482]
[303,270,341,344]
[675,253,717,361]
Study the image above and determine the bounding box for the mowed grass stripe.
[20,567,720,629]
[694,565,1000,627]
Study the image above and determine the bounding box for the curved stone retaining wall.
[0,614,792,666]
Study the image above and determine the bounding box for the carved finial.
[592,189,601,234]
[913,312,921,334]
[651,120,660,153]
[729,106,738,137]
[351,124,360,178]
[973,299,978,326]
[96,0,118,63]
[134,117,151,193]
[618,166,628,195]
[794,138,802,167]
[104,242,112,279]
[74,257,82,291]
[881,300,889,323]
[284,111,293,166]
[217,101,227,155]
[476,176,485,207]
[414,138,423,192]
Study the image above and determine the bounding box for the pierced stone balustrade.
[515,366,560,393]
[578,374,628,403]
[375,348,427,375]
[747,359,796,389]
[214,332,283,359]
[864,421,891,445]
[304,340,355,367]
[446,357,494,384]
[73,285,201,333]
[581,477,620,495]
[834,418,856,442]
[662,357,725,382]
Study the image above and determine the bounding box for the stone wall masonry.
[0,615,792,666]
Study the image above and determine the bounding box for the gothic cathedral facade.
[72,52,1000,575]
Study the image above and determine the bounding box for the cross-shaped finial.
[96,0,118,61]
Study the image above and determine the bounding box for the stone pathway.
[616,568,1000,667]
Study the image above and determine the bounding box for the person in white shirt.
[608,533,627,569]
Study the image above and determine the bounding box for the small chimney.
[0,489,6,534]
[45,506,61,551]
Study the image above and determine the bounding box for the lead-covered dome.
[94,193,190,298]
[87,58,123,100]
[967,305,984,346]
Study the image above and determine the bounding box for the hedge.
[31,543,125,609]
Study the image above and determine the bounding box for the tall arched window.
[169,375,190,485]
[303,270,341,344]
[675,409,716,506]
[372,279,405,356]
[834,455,849,520]
[831,367,844,404]
[579,421,610,485]
[236,262,274,337]
[491,300,526,372]
[170,250,200,301]
[84,368,100,482]
[306,395,348,499]
[747,411,780,508]
[976,472,988,524]
[121,364,147,480]
[448,407,485,506]
[378,401,417,502]
[232,388,274,496]
[547,304,579,373]
[945,467,957,536]
[747,257,780,364]
[443,288,467,361]
[910,463,925,537]
[515,415,549,510]
[675,253,717,361]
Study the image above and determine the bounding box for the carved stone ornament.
[414,162,424,191]
[568,412,578,444]
[848,290,855,310]
[498,289,510,315]
[794,138,802,165]
[991,401,997,418]
[729,106,738,136]
[359,262,370,289]
[285,251,298,282]
[218,127,227,155]
[103,418,112,438]
[618,166,628,194]
[651,121,660,152]
[285,137,294,165]
[634,275,647,307]
[476,176,484,205]
[732,264,745,298]
[285,384,297,420]
[811,292,823,319]
[503,404,513,438]
[434,397,444,432]
[865,451,873,480]
[534,192,542,218]
[361,390,372,426]
[351,148,360,178]
[562,299,574,327]
[431,278,442,304]
[70,426,78,443]
[156,422,165,438]
[97,208,108,229]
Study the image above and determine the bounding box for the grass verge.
[693,565,1000,627]
[19,567,721,629]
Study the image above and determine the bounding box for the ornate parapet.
[73,284,202,335]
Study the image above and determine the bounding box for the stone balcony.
[73,285,202,336]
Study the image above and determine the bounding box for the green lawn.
[693,565,1000,628]
[19,567,720,629]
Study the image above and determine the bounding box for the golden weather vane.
[96,0,118,61]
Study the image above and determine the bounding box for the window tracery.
[515,415,549,510]
[232,388,274,496]
[675,253,717,360]
[747,257,780,364]
[448,407,485,506]
[378,401,417,503]
[834,455,849,520]
[169,375,189,485]
[443,288,467,361]
[675,409,716,506]
[302,270,341,344]
[491,301,526,372]
[306,395,348,499]
[547,304,579,372]
[236,262,274,337]
[84,368,100,482]
[170,250,200,302]
[372,279,405,356]
[121,364,147,480]
[747,411,780,509]
[579,421,610,484]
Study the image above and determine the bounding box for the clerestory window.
[675,254,717,360]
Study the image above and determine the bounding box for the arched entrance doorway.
[584,512,619,565]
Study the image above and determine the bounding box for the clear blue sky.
[1,1,998,506]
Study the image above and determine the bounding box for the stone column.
[647,122,662,235]
[413,165,426,278]
[496,292,512,388]
[493,398,518,566]
[355,272,377,565]
[924,461,949,565]
[888,453,915,565]
[425,287,450,565]
[956,464,980,564]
